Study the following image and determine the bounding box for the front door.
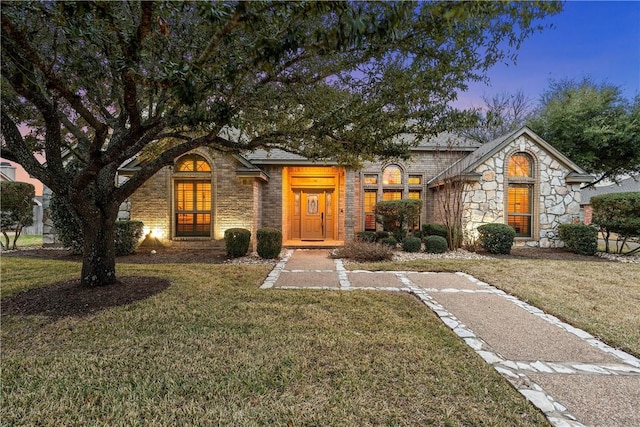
[301,191,325,240]
[299,189,333,240]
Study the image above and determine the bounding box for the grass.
[1,233,43,248]
[351,258,640,357]
[0,257,549,426]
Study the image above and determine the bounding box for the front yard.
[2,251,638,425]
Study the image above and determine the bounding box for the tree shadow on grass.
[1,276,171,319]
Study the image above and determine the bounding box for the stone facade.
[461,134,583,248]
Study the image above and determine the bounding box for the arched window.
[174,154,212,237]
[507,153,534,237]
[382,164,402,185]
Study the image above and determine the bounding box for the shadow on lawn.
[1,276,171,319]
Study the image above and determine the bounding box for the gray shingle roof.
[581,177,640,204]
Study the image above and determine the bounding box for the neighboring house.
[0,161,43,235]
[580,177,640,225]
[42,126,593,249]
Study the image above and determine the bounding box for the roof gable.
[428,126,592,185]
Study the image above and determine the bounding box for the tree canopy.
[1,1,561,286]
[528,78,640,186]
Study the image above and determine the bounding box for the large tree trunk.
[80,212,118,287]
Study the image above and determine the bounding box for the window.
[383,190,402,201]
[507,185,532,236]
[364,174,378,185]
[382,165,402,185]
[364,190,377,230]
[174,154,212,237]
[506,153,534,237]
[408,175,422,185]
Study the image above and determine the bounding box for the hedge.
[477,223,515,254]
[558,224,598,256]
[256,227,282,259]
[224,228,251,258]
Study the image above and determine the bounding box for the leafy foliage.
[477,223,516,254]
[0,181,35,250]
[256,227,282,259]
[528,78,640,185]
[591,192,640,254]
[114,221,144,256]
[356,231,377,243]
[224,228,251,258]
[402,236,422,253]
[558,224,598,256]
[424,235,448,254]
[422,223,449,239]
[375,199,421,232]
[0,1,561,285]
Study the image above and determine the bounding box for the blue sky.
[454,1,640,109]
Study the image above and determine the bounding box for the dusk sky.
[4,1,639,195]
[455,0,640,109]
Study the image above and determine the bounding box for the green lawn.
[351,257,640,357]
[1,257,549,426]
[1,233,43,248]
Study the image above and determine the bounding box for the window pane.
[408,175,422,185]
[408,191,421,200]
[383,191,402,201]
[508,153,532,177]
[175,180,211,237]
[508,186,531,214]
[508,215,531,237]
[176,155,211,172]
[364,190,377,231]
[382,165,402,185]
[364,174,378,185]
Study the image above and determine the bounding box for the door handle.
[321,212,324,236]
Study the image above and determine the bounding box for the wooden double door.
[292,189,335,240]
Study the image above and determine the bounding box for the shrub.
[477,223,516,254]
[50,193,84,254]
[424,235,448,253]
[0,181,35,250]
[224,228,251,258]
[356,231,377,243]
[591,192,640,254]
[411,229,423,239]
[114,221,144,255]
[379,236,397,248]
[256,227,282,259]
[558,224,598,256]
[332,240,393,262]
[374,199,421,232]
[375,230,390,241]
[392,228,407,242]
[402,236,422,253]
[422,223,448,239]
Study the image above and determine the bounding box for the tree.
[461,91,533,144]
[528,78,640,186]
[1,1,561,286]
[0,181,35,250]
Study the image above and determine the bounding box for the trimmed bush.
[256,227,282,259]
[375,230,390,241]
[224,228,251,258]
[374,199,421,232]
[558,224,598,256]
[115,221,144,255]
[411,229,423,239]
[380,236,397,248]
[392,228,407,242]
[332,240,393,262]
[424,235,448,253]
[422,223,448,239]
[356,231,377,243]
[402,236,422,253]
[477,223,516,254]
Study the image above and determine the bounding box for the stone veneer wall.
[462,135,582,248]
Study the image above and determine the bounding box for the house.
[42,126,592,250]
[580,177,640,225]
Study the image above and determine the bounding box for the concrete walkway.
[261,249,640,427]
